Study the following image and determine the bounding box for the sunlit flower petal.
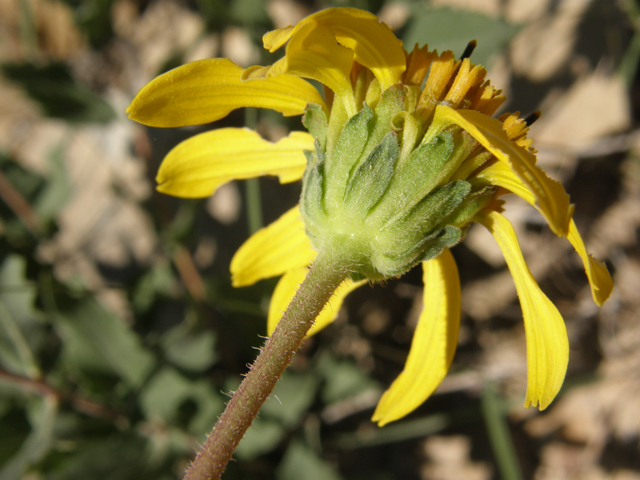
[264,8,405,91]
[126,58,325,127]
[263,25,294,51]
[472,160,536,204]
[567,219,614,306]
[478,210,569,409]
[231,206,316,287]
[472,162,613,306]
[372,249,461,426]
[433,105,574,237]
[156,128,313,198]
[252,19,356,110]
[268,268,365,337]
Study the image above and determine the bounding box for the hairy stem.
[183,251,349,480]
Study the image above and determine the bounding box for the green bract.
[300,87,495,280]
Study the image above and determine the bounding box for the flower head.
[127,8,613,426]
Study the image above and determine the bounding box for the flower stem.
[182,251,349,480]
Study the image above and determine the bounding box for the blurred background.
[0,0,637,479]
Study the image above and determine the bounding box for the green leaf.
[317,353,379,405]
[261,370,320,428]
[0,395,58,479]
[61,0,115,47]
[0,150,44,201]
[403,7,520,67]
[131,260,176,313]
[139,368,194,423]
[620,31,640,86]
[229,0,269,25]
[55,298,155,389]
[336,412,454,449]
[33,144,72,223]
[0,255,41,378]
[482,384,525,480]
[44,433,152,480]
[194,0,229,31]
[161,322,218,373]
[139,367,224,437]
[187,381,226,438]
[277,441,343,480]
[1,63,116,123]
[0,255,40,324]
[235,417,286,460]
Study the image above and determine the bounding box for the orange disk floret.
[403,43,437,87]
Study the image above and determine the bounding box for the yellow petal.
[264,8,405,91]
[477,211,569,410]
[567,219,613,306]
[269,19,355,99]
[268,268,365,337]
[263,25,295,52]
[156,128,313,198]
[372,249,461,426]
[472,164,613,307]
[472,160,536,205]
[126,58,325,127]
[231,206,316,287]
[433,105,573,237]
[320,8,405,91]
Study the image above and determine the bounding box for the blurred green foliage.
[403,8,520,66]
[2,64,116,124]
[62,0,116,47]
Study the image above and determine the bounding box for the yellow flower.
[127,8,613,426]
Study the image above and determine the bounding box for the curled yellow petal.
[268,268,365,337]
[320,8,405,91]
[477,210,569,410]
[271,19,355,97]
[126,58,325,127]
[263,8,405,91]
[472,164,613,307]
[433,105,573,237]
[472,160,536,205]
[231,206,316,287]
[567,220,613,306]
[372,250,461,426]
[156,128,313,198]
[263,25,295,52]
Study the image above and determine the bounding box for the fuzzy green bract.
[300,86,493,280]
